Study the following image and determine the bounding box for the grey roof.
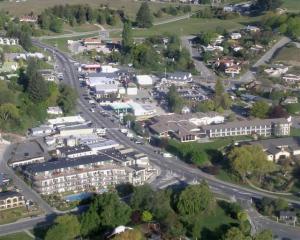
[24,155,112,173]
[202,118,289,131]
[57,144,92,155]
[0,191,22,200]
[280,211,297,218]
[248,137,300,151]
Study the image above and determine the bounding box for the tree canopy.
[250,101,270,119]
[136,2,153,28]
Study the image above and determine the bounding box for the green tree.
[285,103,300,114]
[57,84,77,114]
[122,20,133,54]
[112,229,144,240]
[81,193,131,237]
[130,184,155,211]
[177,181,216,216]
[223,227,247,240]
[49,17,63,33]
[166,84,185,113]
[254,230,273,240]
[0,103,19,122]
[142,210,153,222]
[195,99,215,112]
[136,2,153,28]
[27,71,49,103]
[45,215,80,240]
[250,101,270,118]
[255,0,283,11]
[274,198,288,213]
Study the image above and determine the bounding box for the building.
[128,102,157,121]
[248,137,300,162]
[86,75,118,88]
[202,117,292,138]
[126,83,138,96]
[161,72,193,86]
[230,32,242,40]
[81,37,102,47]
[88,139,119,152]
[59,126,95,137]
[19,15,37,23]
[0,38,19,46]
[264,64,289,77]
[93,84,119,99]
[282,97,298,105]
[282,74,300,84]
[245,25,260,32]
[23,154,154,195]
[29,126,53,137]
[9,155,45,168]
[136,75,153,86]
[47,107,63,115]
[80,64,101,73]
[0,191,25,210]
[47,115,86,127]
[280,211,297,225]
[56,144,95,159]
[149,112,224,142]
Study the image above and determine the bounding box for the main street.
[34,40,300,239]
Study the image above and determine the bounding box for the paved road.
[181,35,216,82]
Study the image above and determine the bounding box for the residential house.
[282,97,298,105]
[19,15,38,23]
[136,75,153,86]
[248,137,300,162]
[230,32,242,40]
[264,64,289,77]
[280,211,297,225]
[161,72,193,86]
[245,25,260,33]
[0,191,25,210]
[80,64,101,73]
[282,74,300,84]
[47,107,63,115]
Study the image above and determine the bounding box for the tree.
[130,184,155,211]
[81,193,131,236]
[254,230,273,240]
[269,105,288,118]
[285,103,300,114]
[166,84,185,113]
[136,2,153,28]
[255,0,283,11]
[57,84,77,114]
[142,210,153,222]
[19,31,32,51]
[177,181,216,216]
[122,20,133,54]
[223,227,247,240]
[49,17,63,33]
[250,101,270,118]
[45,215,80,240]
[0,103,19,122]
[195,100,215,112]
[27,71,49,103]
[274,198,288,213]
[237,211,248,223]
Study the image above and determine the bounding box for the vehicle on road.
[163,153,173,158]
[90,108,95,113]
[120,128,128,134]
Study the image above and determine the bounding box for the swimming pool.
[64,192,93,202]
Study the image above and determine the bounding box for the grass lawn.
[195,203,237,238]
[290,128,300,137]
[0,232,33,240]
[283,0,300,12]
[0,0,203,19]
[63,23,101,33]
[41,33,99,53]
[0,207,42,225]
[131,17,246,38]
[273,44,300,66]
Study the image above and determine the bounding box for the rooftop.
[0,191,22,200]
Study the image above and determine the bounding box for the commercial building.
[202,118,291,138]
[9,156,45,168]
[47,115,86,127]
[47,107,63,115]
[29,126,53,137]
[56,145,95,159]
[161,72,193,86]
[136,75,153,86]
[23,154,155,195]
[0,191,25,210]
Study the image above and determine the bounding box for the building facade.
[0,191,25,210]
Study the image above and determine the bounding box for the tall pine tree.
[136,2,153,28]
[122,20,133,54]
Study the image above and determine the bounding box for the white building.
[128,102,157,120]
[126,83,138,96]
[47,115,86,126]
[88,139,120,152]
[230,32,242,40]
[136,75,153,86]
[47,107,63,115]
[29,126,53,136]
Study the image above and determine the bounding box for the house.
[161,72,193,86]
[282,97,298,105]
[19,15,37,23]
[280,211,297,225]
[136,75,153,86]
[81,37,102,47]
[202,117,292,138]
[223,5,235,12]
[245,25,260,32]
[47,107,63,115]
[264,64,289,77]
[230,32,242,40]
[80,64,101,73]
[0,191,25,210]
[9,155,45,168]
[225,65,241,76]
[0,62,19,73]
[282,74,300,84]
[248,137,300,162]
[126,83,138,96]
[203,45,224,52]
[232,46,243,52]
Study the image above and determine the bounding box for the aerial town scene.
[0,0,300,239]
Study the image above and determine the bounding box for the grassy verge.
[0,207,42,225]
[283,0,300,12]
[273,44,300,65]
[0,232,33,240]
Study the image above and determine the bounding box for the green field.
[0,232,33,240]
[0,0,203,19]
[283,0,300,12]
[273,44,300,65]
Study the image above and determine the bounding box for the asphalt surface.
[0,39,299,239]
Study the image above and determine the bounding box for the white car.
[90,108,95,113]
[163,153,173,158]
